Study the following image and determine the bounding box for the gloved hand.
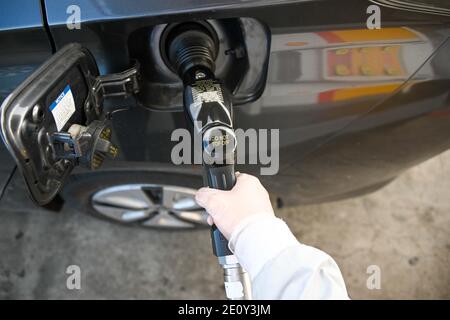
[195,172,275,239]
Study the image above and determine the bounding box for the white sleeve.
[228,215,349,300]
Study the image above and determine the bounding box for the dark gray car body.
[1,0,450,208]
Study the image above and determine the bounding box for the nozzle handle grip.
[204,164,236,191]
[205,164,236,257]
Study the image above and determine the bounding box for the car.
[1,0,450,230]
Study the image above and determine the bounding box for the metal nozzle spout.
[223,265,253,300]
[219,254,252,300]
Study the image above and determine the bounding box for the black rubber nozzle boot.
[165,22,218,83]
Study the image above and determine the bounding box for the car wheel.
[61,170,208,229]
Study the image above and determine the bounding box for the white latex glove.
[195,172,275,239]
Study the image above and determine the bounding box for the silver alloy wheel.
[91,184,208,228]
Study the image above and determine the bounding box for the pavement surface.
[0,152,449,299]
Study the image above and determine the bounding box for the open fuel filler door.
[0,44,140,205]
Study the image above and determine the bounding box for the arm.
[196,173,349,300]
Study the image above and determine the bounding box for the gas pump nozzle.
[166,23,252,300]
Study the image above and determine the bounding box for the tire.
[61,169,208,229]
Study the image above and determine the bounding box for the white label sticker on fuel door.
[49,85,75,131]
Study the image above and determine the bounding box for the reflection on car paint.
[262,27,434,108]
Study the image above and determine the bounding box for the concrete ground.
[0,152,449,299]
